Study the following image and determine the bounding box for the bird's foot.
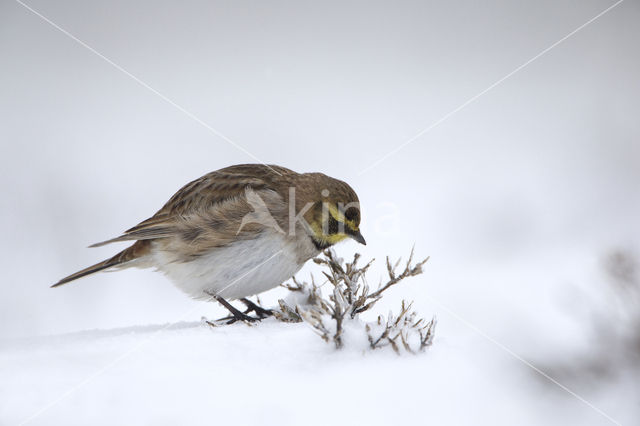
[240,298,274,319]
[205,292,262,325]
[211,311,261,326]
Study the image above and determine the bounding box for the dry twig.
[276,248,435,352]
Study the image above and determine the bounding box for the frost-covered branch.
[276,248,435,352]
[366,301,436,353]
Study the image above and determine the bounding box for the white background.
[1,1,639,425]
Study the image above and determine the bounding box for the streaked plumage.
[53,164,365,317]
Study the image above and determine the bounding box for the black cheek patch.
[327,215,341,235]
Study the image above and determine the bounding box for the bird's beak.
[349,229,367,245]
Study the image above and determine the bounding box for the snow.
[2,0,640,424]
[2,287,637,426]
[0,320,543,426]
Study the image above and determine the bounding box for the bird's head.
[298,174,366,250]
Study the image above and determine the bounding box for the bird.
[52,164,366,323]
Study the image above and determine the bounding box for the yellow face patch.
[327,204,359,232]
[312,231,350,245]
[309,219,349,243]
[308,203,359,246]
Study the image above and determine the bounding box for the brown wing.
[90,164,296,247]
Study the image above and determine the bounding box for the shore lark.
[53,164,365,322]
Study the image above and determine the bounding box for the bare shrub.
[274,248,435,352]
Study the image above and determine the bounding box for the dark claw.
[223,311,260,324]
[205,291,263,325]
[240,298,274,319]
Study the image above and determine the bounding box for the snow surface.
[2,297,637,426]
[2,0,640,425]
[0,320,559,425]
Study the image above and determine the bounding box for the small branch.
[275,247,435,353]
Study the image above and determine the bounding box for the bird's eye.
[344,207,359,223]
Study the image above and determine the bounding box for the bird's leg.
[205,291,260,324]
[240,298,274,319]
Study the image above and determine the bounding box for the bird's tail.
[51,241,150,288]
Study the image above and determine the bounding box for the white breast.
[152,230,307,300]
